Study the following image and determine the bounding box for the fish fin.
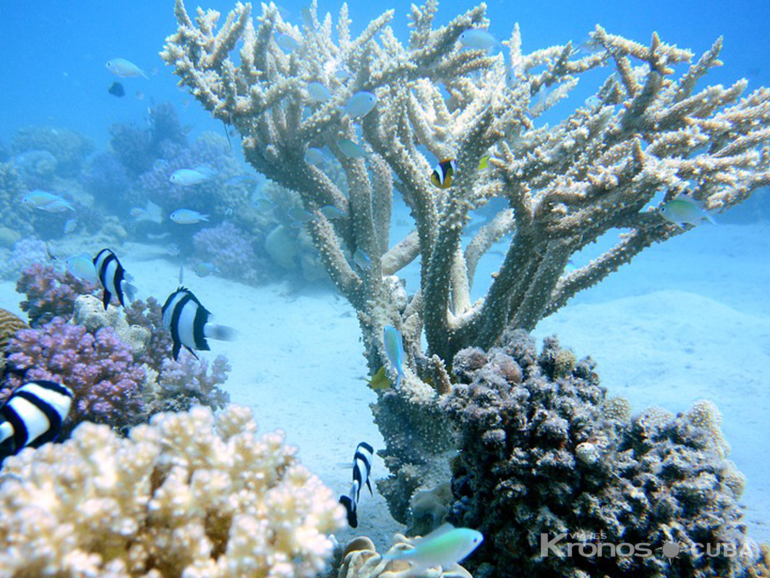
[122,281,138,304]
[417,522,456,543]
[171,340,181,361]
[204,324,237,342]
[704,212,717,225]
[366,478,373,496]
[102,290,111,310]
[184,346,200,360]
[339,495,358,528]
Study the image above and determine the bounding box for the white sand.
[1,219,767,552]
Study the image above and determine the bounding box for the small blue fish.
[353,248,372,271]
[660,195,716,227]
[458,29,499,51]
[63,218,78,234]
[169,169,210,186]
[585,95,602,107]
[320,205,345,219]
[383,325,405,389]
[288,206,314,223]
[342,91,377,118]
[20,190,73,211]
[105,58,149,79]
[170,209,209,224]
[65,252,98,283]
[304,148,326,165]
[383,523,483,573]
[276,33,301,52]
[307,82,331,103]
[338,139,368,158]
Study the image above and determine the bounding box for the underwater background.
[0,0,769,576]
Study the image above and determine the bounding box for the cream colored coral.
[72,294,151,356]
[0,405,346,577]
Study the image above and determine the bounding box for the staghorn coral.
[4,317,147,437]
[163,0,770,522]
[0,405,345,577]
[15,262,98,327]
[443,330,756,578]
[163,0,770,364]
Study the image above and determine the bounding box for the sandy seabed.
[1,219,767,553]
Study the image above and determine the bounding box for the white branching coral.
[162,0,770,524]
[0,405,345,577]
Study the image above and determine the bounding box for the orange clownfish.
[430,159,456,189]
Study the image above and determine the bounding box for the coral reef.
[163,0,770,523]
[4,317,147,436]
[11,125,94,178]
[15,262,98,327]
[443,330,756,578]
[0,405,345,577]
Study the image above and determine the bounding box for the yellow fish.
[368,366,390,391]
[478,155,490,170]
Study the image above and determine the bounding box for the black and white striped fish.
[0,380,73,463]
[339,441,374,528]
[161,287,236,360]
[93,248,137,309]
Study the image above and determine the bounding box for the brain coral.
[444,330,758,578]
[0,405,345,577]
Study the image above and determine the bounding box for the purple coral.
[192,221,262,284]
[153,355,231,412]
[16,263,98,327]
[4,317,146,436]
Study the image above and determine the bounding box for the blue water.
[1,0,769,570]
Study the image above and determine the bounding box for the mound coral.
[444,331,757,578]
[0,405,345,577]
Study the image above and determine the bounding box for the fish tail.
[123,281,138,303]
[205,324,237,342]
[202,214,210,221]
